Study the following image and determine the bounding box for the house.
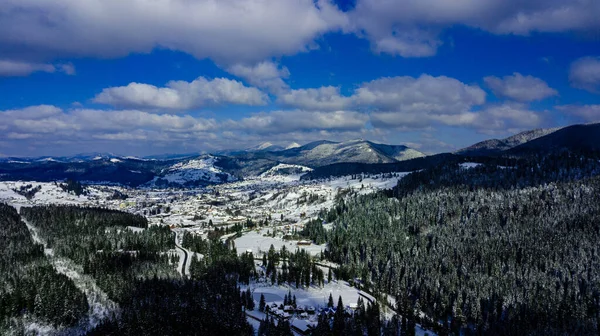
[284,305,294,313]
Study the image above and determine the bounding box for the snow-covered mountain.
[251,142,283,152]
[456,127,562,156]
[285,142,301,150]
[145,155,236,187]
[509,123,600,154]
[266,139,426,167]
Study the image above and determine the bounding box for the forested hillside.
[318,151,600,335]
[20,205,253,335]
[0,204,88,333]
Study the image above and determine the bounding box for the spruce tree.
[333,296,345,335]
[259,294,266,312]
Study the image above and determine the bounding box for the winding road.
[174,230,191,276]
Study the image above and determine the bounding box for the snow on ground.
[259,164,313,183]
[22,216,119,334]
[250,281,371,309]
[243,280,375,333]
[460,162,482,169]
[145,156,236,186]
[0,181,113,208]
[234,228,326,257]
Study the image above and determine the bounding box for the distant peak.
[256,142,274,150]
[285,142,301,150]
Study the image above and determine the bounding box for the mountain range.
[1,122,599,187]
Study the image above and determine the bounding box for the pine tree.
[246,288,254,310]
[328,293,334,308]
[333,296,345,335]
[314,312,332,336]
[259,294,266,312]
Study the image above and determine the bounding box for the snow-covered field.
[242,279,376,333]
[234,228,326,257]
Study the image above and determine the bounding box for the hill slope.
[456,127,561,156]
[264,139,425,167]
[509,123,600,154]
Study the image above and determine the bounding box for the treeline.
[11,184,42,200]
[389,151,600,198]
[300,153,459,180]
[311,295,386,336]
[321,159,600,335]
[0,203,88,332]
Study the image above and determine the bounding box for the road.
[174,230,191,276]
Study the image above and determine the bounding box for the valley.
[2,124,600,335]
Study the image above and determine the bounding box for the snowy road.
[174,230,193,276]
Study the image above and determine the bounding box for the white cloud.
[354,75,486,112]
[484,73,558,102]
[0,105,376,155]
[227,61,290,94]
[557,105,600,122]
[0,0,348,64]
[569,57,600,93]
[93,77,268,109]
[229,110,368,134]
[1,0,598,64]
[0,106,217,140]
[349,0,600,57]
[0,59,75,77]
[71,109,217,132]
[472,103,544,131]
[277,86,352,110]
[370,29,441,58]
[278,74,486,113]
[371,103,543,133]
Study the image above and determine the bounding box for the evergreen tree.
[333,296,345,335]
[259,294,266,312]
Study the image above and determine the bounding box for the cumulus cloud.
[0,105,217,141]
[569,57,600,93]
[0,0,348,64]
[354,75,486,112]
[277,86,352,110]
[0,105,373,155]
[1,0,598,64]
[371,103,543,134]
[228,110,369,134]
[279,74,486,114]
[471,103,544,132]
[484,73,558,102]
[227,61,290,94]
[349,0,600,57]
[557,105,600,122]
[93,77,268,109]
[0,59,75,77]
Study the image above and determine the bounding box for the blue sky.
[1,0,599,157]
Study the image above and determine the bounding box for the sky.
[1,0,600,157]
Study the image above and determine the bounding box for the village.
[0,170,436,335]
